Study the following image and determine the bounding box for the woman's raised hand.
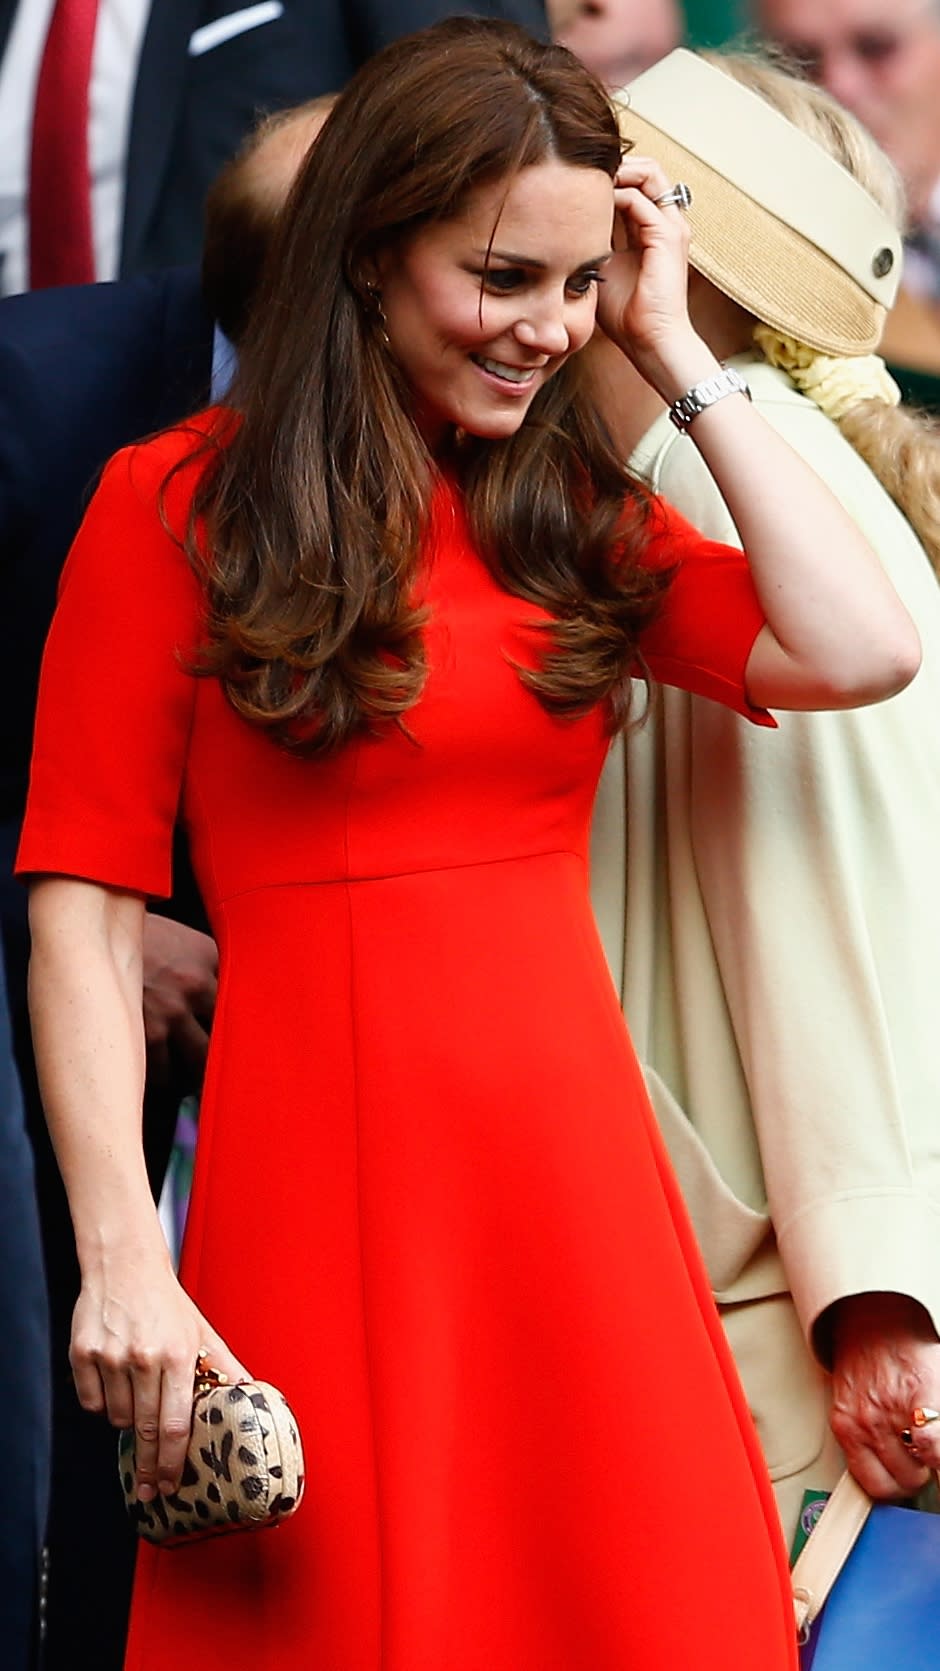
[596,155,704,394]
[70,1249,249,1502]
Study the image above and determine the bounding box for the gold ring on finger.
[194,1348,228,1394]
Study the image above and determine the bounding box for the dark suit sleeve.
[346,0,548,53]
[0,331,68,828]
[0,340,44,574]
[0,274,211,824]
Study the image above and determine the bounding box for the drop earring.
[365,283,391,347]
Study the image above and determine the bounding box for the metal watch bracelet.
[668,366,752,432]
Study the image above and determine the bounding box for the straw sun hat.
[612,49,902,356]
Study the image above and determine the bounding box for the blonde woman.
[587,47,940,1545]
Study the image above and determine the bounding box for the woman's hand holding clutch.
[70,1244,248,1503]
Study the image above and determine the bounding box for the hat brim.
[619,109,887,356]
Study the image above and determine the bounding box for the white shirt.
[210,324,236,400]
[0,0,151,295]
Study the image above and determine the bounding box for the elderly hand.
[142,915,218,1089]
[828,1291,940,1497]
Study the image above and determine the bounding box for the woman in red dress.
[18,20,918,1670]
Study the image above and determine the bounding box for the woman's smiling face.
[375,159,615,445]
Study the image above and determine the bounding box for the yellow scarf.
[753,325,901,422]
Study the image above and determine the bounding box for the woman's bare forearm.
[658,338,920,706]
[27,877,246,1497]
[27,877,170,1273]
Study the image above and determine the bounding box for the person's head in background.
[553,0,681,87]
[754,0,940,223]
[604,48,940,569]
[200,94,336,345]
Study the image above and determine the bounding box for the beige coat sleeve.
[620,364,940,1360]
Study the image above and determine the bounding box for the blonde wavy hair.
[704,50,940,575]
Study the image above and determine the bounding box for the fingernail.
[138,1484,155,1503]
[158,1479,176,1497]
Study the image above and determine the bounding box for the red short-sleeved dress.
[18,417,797,1671]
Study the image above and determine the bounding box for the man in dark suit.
[0,0,547,291]
[0,92,331,1671]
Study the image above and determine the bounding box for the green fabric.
[681,0,745,48]
[887,362,940,414]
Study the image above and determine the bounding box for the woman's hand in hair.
[597,155,720,403]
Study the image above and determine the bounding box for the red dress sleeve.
[15,423,211,897]
[636,497,776,729]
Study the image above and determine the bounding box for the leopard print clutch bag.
[119,1369,305,1547]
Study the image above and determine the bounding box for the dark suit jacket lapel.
[120,0,204,276]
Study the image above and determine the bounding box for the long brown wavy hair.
[180,17,670,754]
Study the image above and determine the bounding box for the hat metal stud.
[872,247,894,278]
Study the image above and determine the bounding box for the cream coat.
[591,356,940,1542]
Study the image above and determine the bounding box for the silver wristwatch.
[668,366,752,432]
